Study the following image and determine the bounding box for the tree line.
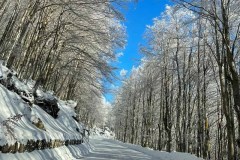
[113,1,240,160]
[0,0,127,128]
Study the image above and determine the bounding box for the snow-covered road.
[82,138,203,160]
[82,138,152,160]
[0,137,204,160]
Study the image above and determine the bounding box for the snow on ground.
[0,136,203,160]
[90,127,115,139]
[0,64,204,160]
[0,83,83,145]
[83,137,204,160]
[0,64,89,159]
[0,64,83,146]
[87,127,203,160]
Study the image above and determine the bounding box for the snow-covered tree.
[113,2,240,159]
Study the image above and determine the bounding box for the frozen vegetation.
[0,0,239,159]
[0,66,202,159]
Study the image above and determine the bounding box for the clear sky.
[105,0,172,102]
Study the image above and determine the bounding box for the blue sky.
[105,0,172,102]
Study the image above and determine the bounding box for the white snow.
[0,64,84,147]
[0,78,83,145]
[90,127,115,139]
[0,65,204,160]
[120,69,128,77]
[86,128,203,160]
[0,135,204,160]
[81,137,204,160]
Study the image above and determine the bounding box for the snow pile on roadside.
[0,84,83,146]
[0,64,83,146]
[90,127,115,139]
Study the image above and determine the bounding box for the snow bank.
[0,64,84,148]
[0,83,83,146]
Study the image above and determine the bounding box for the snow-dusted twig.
[1,114,23,140]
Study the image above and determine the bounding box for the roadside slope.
[0,65,86,155]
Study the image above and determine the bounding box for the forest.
[0,0,240,160]
[113,0,240,160]
[0,0,127,127]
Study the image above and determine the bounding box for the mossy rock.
[80,139,83,144]
[65,140,69,146]
[11,142,19,153]
[57,140,63,147]
[7,144,15,153]
[36,140,41,150]
[74,140,77,145]
[0,143,15,153]
[49,139,54,148]
[26,140,36,152]
[41,139,47,149]
[32,118,46,131]
[18,143,25,153]
[1,143,9,153]
[77,140,82,144]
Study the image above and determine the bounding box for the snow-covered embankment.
[0,64,86,155]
